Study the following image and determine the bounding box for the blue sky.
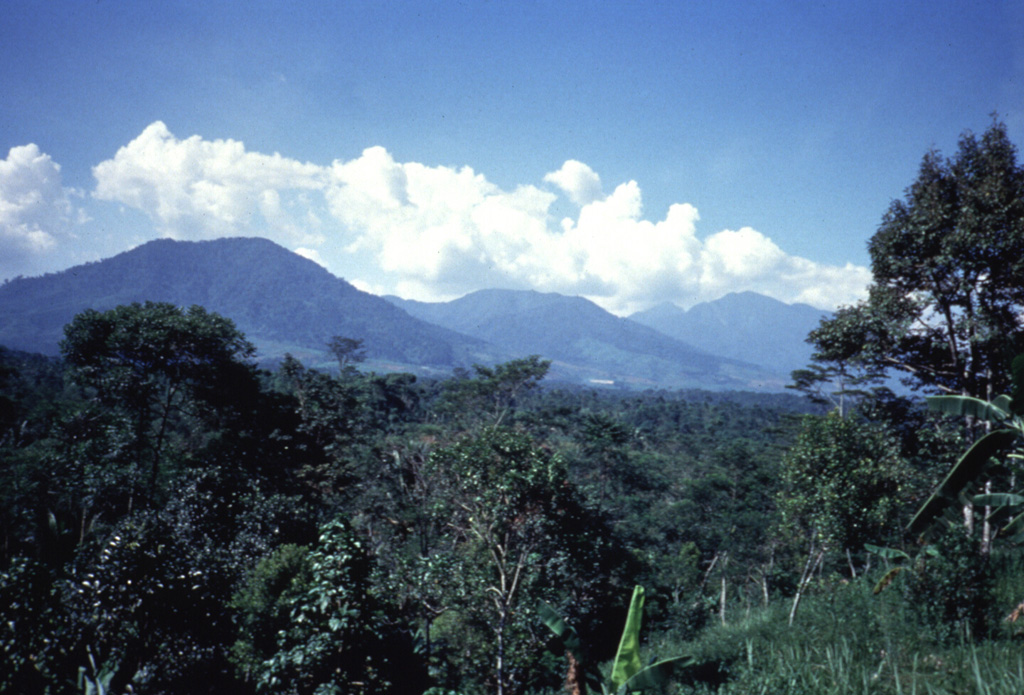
[2,1,1021,313]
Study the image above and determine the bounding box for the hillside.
[1,239,810,390]
[0,237,500,370]
[387,289,784,390]
[630,291,828,375]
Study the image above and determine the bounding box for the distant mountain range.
[386,290,783,389]
[0,237,826,390]
[629,292,828,376]
[0,237,502,373]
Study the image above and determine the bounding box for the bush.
[903,528,993,644]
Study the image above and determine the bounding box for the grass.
[632,566,1024,695]
[684,640,1024,695]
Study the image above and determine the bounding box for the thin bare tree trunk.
[699,552,720,593]
[720,575,727,625]
[789,541,825,626]
[982,480,993,555]
[496,613,505,695]
[761,548,775,607]
[718,552,729,625]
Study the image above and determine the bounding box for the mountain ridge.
[0,237,502,370]
[629,291,828,375]
[386,289,786,390]
[0,237,818,390]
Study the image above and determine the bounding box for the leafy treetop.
[805,118,1024,400]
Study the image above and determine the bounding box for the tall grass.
[673,640,1024,695]
[645,565,1024,695]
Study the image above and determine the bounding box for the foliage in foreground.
[667,559,1024,695]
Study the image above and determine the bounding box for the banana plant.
[540,585,695,695]
[77,647,117,695]
[908,393,1024,540]
[864,542,939,594]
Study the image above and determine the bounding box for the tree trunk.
[718,552,729,625]
[982,480,993,555]
[719,574,727,626]
[496,612,505,695]
[761,549,775,607]
[789,542,825,626]
[565,651,583,695]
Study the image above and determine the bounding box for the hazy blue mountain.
[0,237,501,370]
[387,289,785,390]
[0,238,812,390]
[629,291,829,375]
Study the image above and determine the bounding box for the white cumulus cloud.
[86,122,870,312]
[92,121,324,243]
[324,148,574,296]
[293,246,326,267]
[0,144,83,275]
[543,159,604,206]
[697,227,873,311]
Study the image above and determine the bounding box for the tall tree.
[327,336,367,375]
[807,119,1024,400]
[775,413,909,622]
[789,303,889,415]
[60,302,260,494]
[437,356,550,428]
[425,426,619,695]
[255,517,414,695]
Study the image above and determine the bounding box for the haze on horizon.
[2,2,1021,315]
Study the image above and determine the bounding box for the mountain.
[0,237,501,371]
[0,239,814,391]
[386,289,784,390]
[629,291,829,375]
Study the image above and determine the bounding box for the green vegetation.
[3,119,1024,694]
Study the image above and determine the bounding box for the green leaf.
[610,586,645,692]
[1001,510,1024,540]
[617,656,695,694]
[864,543,910,561]
[993,394,1013,414]
[538,602,582,656]
[927,395,1012,424]
[971,493,1024,508]
[908,429,1018,536]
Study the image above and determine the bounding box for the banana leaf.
[873,566,904,594]
[539,601,582,656]
[927,395,1012,424]
[864,543,910,561]
[971,493,1024,508]
[908,429,1018,536]
[609,586,645,692]
[615,656,695,695]
[1002,509,1024,542]
[543,587,697,695]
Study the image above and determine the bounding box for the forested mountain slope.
[0,238,792,390]
[0,237,501,369]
